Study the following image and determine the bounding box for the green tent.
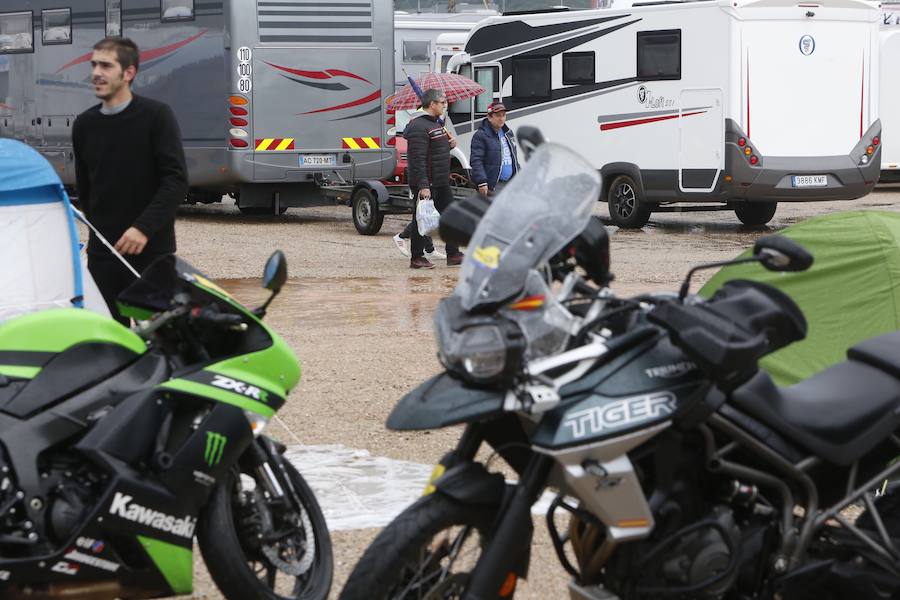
[699,210,900,387]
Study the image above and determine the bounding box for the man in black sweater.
[73,37,187,324]
[405,89,464,269]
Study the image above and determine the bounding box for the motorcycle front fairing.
[387,372,507,431]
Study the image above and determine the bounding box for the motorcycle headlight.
[437,316,525,385]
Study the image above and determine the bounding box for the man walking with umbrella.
[405,88,463,269]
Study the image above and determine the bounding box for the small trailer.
[317,167,475,236]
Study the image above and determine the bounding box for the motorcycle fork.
[243,436,301,509]
[464,453,554,600]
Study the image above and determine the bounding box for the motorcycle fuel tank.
[0,309,146,417]
[532,333,708,449]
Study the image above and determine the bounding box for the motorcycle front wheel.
[340,493,503,600]
[198,459,333,600]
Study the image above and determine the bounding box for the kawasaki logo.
[205,431,227,467]
[210,374,269,402]
[108,492,196,539]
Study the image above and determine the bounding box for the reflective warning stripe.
[255,138,295,151]
[342,137,380,149]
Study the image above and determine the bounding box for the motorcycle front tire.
[340,493,502,600]
[198,460,333,600]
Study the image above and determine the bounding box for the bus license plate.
[792,175,827,188]
[300,154,336,167]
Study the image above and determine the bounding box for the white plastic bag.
[416,198,440,236]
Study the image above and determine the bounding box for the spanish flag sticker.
[472,246,501,270]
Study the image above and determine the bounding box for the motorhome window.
[0,11,33,54]
[449,63,472,114]
[512,57,550,100]
[403,40,430,63]
[474,65,499,114]
[563,52,594,85]
[106,0,121,37]
[162,0,194,22]
[42,9,72,45]
[637,30,681,80]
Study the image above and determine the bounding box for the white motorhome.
[394,10,495,88]
[434,31,468,74]
[447,0,882,227]
[881,4,900,181]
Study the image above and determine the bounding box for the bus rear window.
[42,9,72,46]
[162,0,194,21]
[0,11,33,54]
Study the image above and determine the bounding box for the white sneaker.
[393,233,411,258]
[425,248,446,260]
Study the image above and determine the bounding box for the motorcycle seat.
[847,330,900,380]
[730,359,900,466]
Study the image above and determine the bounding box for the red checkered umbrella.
[387,72,486,111]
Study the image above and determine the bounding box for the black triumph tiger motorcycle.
[341,130,900,600]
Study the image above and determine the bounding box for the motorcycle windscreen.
[454,142,601,312]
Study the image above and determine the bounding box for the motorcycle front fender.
[386,372,506,431]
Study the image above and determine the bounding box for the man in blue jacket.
[470,102,519,196]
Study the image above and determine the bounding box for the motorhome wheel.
[734,201,777,227]
[352,188,384,235]
[608,175,651,229]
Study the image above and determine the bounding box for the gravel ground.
[145,189,900,599]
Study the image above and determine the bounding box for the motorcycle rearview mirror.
[516,126,545,160]
[753,235,814,272]
[254,250,288,317]
[572,216,613,286]
[438,193,491,248]
[678,234,813,301]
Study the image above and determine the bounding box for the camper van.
[881,4,900,182]
[0,0,396,214]
[447,0,882,227]
[394,10,495,88]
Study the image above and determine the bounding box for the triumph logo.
[210,374,269,402]
[108,492,196,539]
[645,361,696,380]
[205,432,227,467]
[562,392,677,439]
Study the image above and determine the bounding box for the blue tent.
[0,139,108,320]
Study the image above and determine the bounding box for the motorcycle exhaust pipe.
[8,581,137,600]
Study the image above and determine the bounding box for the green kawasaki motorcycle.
[0,252,332,600]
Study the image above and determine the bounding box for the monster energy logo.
[204,432,227,467]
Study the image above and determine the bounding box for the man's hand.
[419,188,432,200]
[478,183,489,197]
[114,227,148,255]
[445,128,458,149]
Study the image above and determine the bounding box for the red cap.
[487,102,507,114]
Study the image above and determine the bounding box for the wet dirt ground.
[161,189,900,599]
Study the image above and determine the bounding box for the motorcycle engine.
[574,504,743,599]
[45,454,105,544]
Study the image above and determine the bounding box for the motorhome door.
[678,89,724,193]
[451,62,500,123]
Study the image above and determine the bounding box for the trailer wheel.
[734,201,777,227]
[608,175,651,229]
[352,188,384,235]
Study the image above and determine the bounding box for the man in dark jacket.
[470,102,519,196]
[405,89,463,269]
[73,37,188,324]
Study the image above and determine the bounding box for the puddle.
[218,275,457,334]
[285,444,558,531]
